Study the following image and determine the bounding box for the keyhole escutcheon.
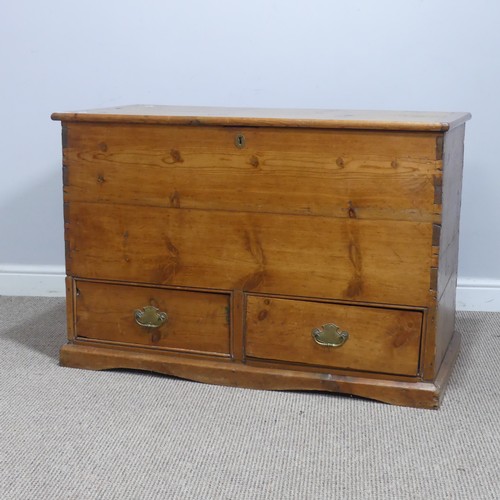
[234,133,246,149]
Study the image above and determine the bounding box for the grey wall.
[1,0,499,299]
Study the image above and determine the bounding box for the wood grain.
[54,105,469,408]
[65,277,76,341]
[66,202,433,306]
[62,123,441,222]
[422,124,466,379]
[437,125,466,297]
[59,329,461,409]
[74,280,230,356]
[231,290,245,361]
[245,295,422,376]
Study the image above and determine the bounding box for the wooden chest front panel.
[245,295,422,376]
[63,123,441,222]
[65,202,433,306]
[74,280,230,356]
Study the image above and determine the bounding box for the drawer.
[245,295,422,376]
[74,281,230,356]
[66,203,433,306]
[63,122,441,222]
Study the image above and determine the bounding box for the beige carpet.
[0,296,499,499]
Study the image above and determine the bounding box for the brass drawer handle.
[134,306,168,328]
[312,323,349,347]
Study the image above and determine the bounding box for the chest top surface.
[52,105,470,132]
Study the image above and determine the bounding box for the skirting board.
[456,278,500,312]
[0,265,66,297]
[0,267,500,311]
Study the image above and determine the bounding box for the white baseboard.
[0,265,66,297]
[456,278,500,312]
[1,267,500,311]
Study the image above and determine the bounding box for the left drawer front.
[74,281,230,356]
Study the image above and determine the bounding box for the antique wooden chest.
[52,106,470,408]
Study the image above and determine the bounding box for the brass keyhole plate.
[234,133,246,149]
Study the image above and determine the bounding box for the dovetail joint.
[436,135,444,161]
[62,125,68,149]
[433,175,443,205]
[430,267,438,292]
[432,224,441,247]
[62,165,69,187]
[63,202,70,222]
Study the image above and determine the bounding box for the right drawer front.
[245,295,422,376]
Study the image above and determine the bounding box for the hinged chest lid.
[52,105,471,132]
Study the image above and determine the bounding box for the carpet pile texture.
[0,296,499,499]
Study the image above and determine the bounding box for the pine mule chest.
[52,106,470,409]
